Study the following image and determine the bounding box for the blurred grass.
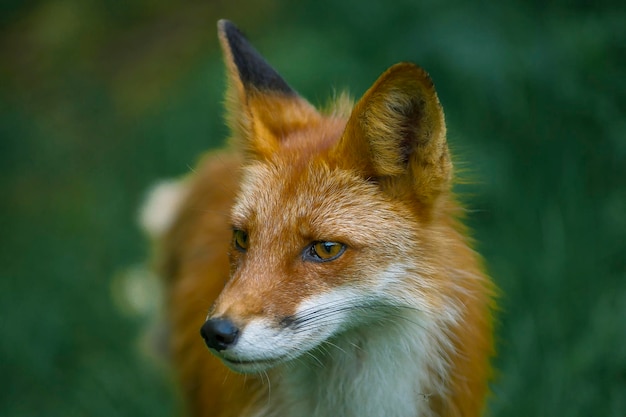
[1,0,625,416]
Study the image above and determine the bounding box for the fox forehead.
[231,158,418,250]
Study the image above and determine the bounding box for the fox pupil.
[233,230,248,251]
[309,241,344,261]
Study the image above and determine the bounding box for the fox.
[141,19,496,417]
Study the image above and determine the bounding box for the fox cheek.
[227,251,243,274]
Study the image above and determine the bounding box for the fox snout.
[200,317,240,352]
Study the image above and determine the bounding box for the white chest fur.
[250,313,448,417]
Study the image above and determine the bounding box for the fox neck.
[252,311,448,417]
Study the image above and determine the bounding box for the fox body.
[143,20,495,417]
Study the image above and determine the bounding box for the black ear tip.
[217,20,250,50]
[216,19,294,95]
[217,19,239,38]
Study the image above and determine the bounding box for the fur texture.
[143,20,496,417]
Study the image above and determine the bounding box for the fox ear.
[217,20,320,159]
[333,63,452,205]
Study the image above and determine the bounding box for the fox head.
[200,20,463,375]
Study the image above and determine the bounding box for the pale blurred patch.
[111,263,162,318]
[111,264,171,361]
[139,179,189,239]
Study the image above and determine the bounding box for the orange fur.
[145,20,496,417]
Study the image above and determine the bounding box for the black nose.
[200,318,239,351]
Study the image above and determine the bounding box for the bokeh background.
[1,0,625,416]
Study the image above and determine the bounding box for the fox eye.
[305,241,346,262]
[233,229,249,252]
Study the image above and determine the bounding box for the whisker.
[290,302,428,337]
[262,369,271,408]
[301,349,325,368]
[322,340,347,355]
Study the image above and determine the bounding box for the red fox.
[141,19,496,417]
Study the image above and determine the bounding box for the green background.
[1,0,625,416]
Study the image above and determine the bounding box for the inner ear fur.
[334,62,452,205]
